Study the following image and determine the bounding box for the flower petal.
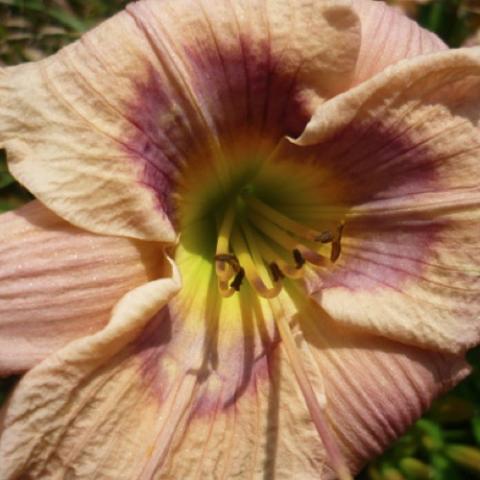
[285,48,480,353]
[0,283,467,479]
[155,300,468,479]
[0,268,180,479]
[0,0,361,240]
[293,306,469,475]
[352,0,446,84]
[0,201,165,375]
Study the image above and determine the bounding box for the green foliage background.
[1,1,480,478]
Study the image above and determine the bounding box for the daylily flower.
[0,0,480,478]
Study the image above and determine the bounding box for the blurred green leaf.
[429,396,475,425]
[445,445,480,474]
[416,419,445,452]
[399,458,432,480]
[431,453,462,480]
[382,465,406,480]
[473,414,480,445]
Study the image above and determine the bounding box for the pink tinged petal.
[0,275,469,479]
[0,201,166,375]
[352,0,446,83]
[298,313,469,475]
[0,0,362,240]
[0,270,180,479]
[0,10,180,241]
[280,48,480,353]
[127,0,361,140]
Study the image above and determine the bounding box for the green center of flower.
[214,192,344,298]
[176,150,347,301]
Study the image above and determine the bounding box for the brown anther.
[292,249,306,269]
[337,223,345,240]
[230,267,245,291]
[330,223,345,263]
[215,253,240,272]
[270,262,285,282]
[315,230,334,243]
[330,241,341,263]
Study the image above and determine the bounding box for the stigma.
[214,193,345,298]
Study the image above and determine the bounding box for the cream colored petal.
[0,268,180,479]
[0,0,361,241]
[352,0,446,84]
[295,308,469,476]
[282,48,480,353]
[0,201,165,375]
[0,273,468,479]
[0,16,176,242]
[169,294,465,479]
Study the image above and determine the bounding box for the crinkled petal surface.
[286,48,480,353]
[352,0,446,84]
[0,201,165,375]
[0,2,477,480]
[0,0,362,240]
[0,265,181,479]
[0,276,468,479]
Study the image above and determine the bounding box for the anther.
[230,267,245,291]
[214,253,240,272]
[292,249,306,269]
[270,262,285,282]
[330,223,345,263]
[315,231,334,244]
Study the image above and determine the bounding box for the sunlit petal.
[0,2,478,478]
[0,0,361,241]
[0,278,467,478]
[0,268,180,478]
[286,48,480,352]
[352,0,446,84]
[0,201,166,375]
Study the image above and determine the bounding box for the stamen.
[214,253,240,272]
[231,225,282,299]
[270,299,353,480]
[270,262,285,282]
[230,267,245,291]
[254,234,304,279]
[293,248,306,269]
[213,195,344,296]
[218,279,236,298]
[330,223,345,263]
[245,195,324,242]
[249,211,327,267]
[215,203,237,281]
[315,231,334,244]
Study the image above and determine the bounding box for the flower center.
[214,193,344,298]
[175,154,352,480]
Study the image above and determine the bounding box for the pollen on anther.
[270,262,285,282]
[292,249,306,269]
[215,253,240,271]
[230,267,245,291]
[330,223,345,263]
[315,231,334,243]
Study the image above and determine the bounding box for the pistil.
[270,298,353,480]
